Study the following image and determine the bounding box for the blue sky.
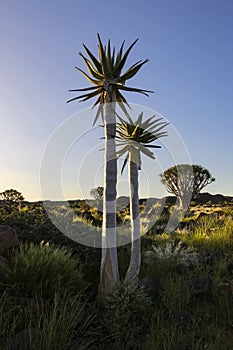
[0,0,232,200]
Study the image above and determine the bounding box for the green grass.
[0,242,85,298]
[0,204,233,349]
[0,291,94,350]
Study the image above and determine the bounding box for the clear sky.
[0,0,233,201]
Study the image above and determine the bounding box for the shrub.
[100,284,153,350]
[0,291,94,350]
[0,291,22,347]
[144,240,199,267]
[0,242,84,298]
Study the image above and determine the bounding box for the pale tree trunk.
[99,97,119,296]
[124,152,141,285]
[179,193,192,214]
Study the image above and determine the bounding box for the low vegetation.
[0,195,233,349]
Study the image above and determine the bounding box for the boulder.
[0,225,20,258]
[190,276,212,297]
[0,254,9,282]
[139,277,157,298]
[227,262,233,274]
[0,254,9,267]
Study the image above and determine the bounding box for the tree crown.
[160,164,215,198]
[116,113,168,173]
[67,34,152,124]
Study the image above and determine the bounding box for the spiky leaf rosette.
[116,113,168,173]
[67,34,153,125]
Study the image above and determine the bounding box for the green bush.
[0,291,22,347]
[0,291,94,350]
[0,242,84,298]
[100,284,153,350]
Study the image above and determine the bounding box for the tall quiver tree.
[68,34,152,295]
[116,113,168,284]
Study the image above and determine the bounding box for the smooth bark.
[124,152,141,285]
[99,98,119,295]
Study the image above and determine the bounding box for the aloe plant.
[68,34,152,294]
[116,113,168,284]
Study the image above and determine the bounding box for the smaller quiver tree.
[90,186,104,212]
[160,164,215,211]
[0,189,24,213]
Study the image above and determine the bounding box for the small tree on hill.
[160,164,215,211]
[90,186,104,201]
[90,186,104,212]
[0,189,24,212]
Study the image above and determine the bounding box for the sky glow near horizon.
[0,0,233,201]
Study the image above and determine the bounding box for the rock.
[0,254,9,282]
[81,211,95,224]
[0,225,20,258]
[227,262,233,274]
[0,254,9,267]
[178,220,196,231]
[139,277,157,298]
[190,276,212,296]
[197,212,208,220]
[179,310,191,322]
[4,328,39,350]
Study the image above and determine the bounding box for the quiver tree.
[0,189,24,213]
[116,113,168,285]
[160,164,215,211]
[90,186,104,211]
[68,34,152,295]
[90,186,104,200]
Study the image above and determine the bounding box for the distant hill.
[193,192,233,205]
[14,192,232,207]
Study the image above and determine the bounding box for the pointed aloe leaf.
[83,43,103,74]
[138,152,142,170]
[76,68,102,86]
[79,53,103,80]
[92,94,102,108]
[115,107,133,125]
[67,96,83,103]
[136,112,143,125]
[107,39,111,61]
[69,86,99,92]
[140,115,158,129]
[120,59,149,82]
[92,101,104,125]
[115,91,132,120]
[146,122,168,135]
[132,124,140,137]
[97,33,112,79]
[144,144,161,148]
[80,88,103,102]
[113,38,139,76]
[115,40,125,67]
[139,143,155,159]
[121,153,129,174]
[67,88,102,103]
[116,146,129,158]
[116,114,127,126]
[111,47,116,69]
[113,84,153,96]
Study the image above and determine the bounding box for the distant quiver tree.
[0,189,24,213]
[90,186,104,212]
[160,164,215,211]
[90,186,104,200]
